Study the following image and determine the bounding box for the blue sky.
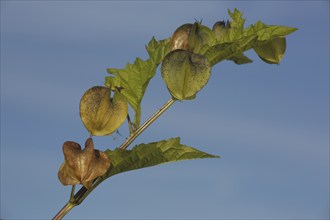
[1,1,329,219]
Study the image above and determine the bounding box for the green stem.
[52,202,75,220]
[119,98,175,150]
[53,178,103,219]
[53,98,176,219]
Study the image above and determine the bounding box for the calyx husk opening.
[58,138,110,189]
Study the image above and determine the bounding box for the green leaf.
[228,9,245,27]
[188,22,216,54]
[206,9,297,67]
[106,37,171,128]
[103,137,219,178]
[216,9,297,43]
[213,9,245,44]
[204,35,258,66]
[244,21,298,41]
[106,58,157,128]
[226,8,245,41]
[146,37,171,66]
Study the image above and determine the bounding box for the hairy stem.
[53,98,175,219]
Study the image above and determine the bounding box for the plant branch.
[53,98,176,219]
[119,98,175,150]
[53,202,75,220]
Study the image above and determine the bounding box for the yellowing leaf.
[80,86,128,136]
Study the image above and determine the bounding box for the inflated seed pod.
[170,23,193,51]
[212,20,230,41]
[161,49,211,100]
[58,138,110,189]
[254,37,286,64]
[188,22,216,53]
[170,22,215,54]
[80,86,128,136]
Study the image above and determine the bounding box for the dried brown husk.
[58,138,110,189]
